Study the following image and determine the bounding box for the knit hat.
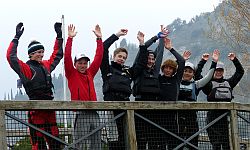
[28,40,44,55]
[148,50,156,58]
[185,62,195,71]
[74,53,90,63]
[161,59,178,72]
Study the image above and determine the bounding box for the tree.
[208,0,250,65]
[208,0,250,101]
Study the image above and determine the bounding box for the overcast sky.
[0,0,220,99]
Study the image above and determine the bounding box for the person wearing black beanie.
[6,22,63,150]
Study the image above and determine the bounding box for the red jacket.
[6,38,63,99]
[64,37,103,101]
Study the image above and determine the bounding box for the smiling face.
[163,66,175,77]
[183,67,194,81]
[214,68,224,79]
[147,53,155,68]
[29,49,44,63]
[113,48,128,65]
[74,58,89,73]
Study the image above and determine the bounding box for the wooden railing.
[0,100,250,150]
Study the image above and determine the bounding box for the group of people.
[6,22,244,150]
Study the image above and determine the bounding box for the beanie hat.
[28,40,44,55]
[148,50,156,58]
[161,59,178,72]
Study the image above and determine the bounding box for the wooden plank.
[0,101,236,110]
[230,109,240,150]
[124,110,137,150]
[0,110,7,150]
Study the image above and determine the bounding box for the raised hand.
[202,53,210,61]
[15,22,24,40]
[93,24,102,38]
[54,22,62,38]
[183,50,191,61]
[228,52,236,61]
[68,24,77,38]
[116,29,128,37]
[160,25,170,36]
[164,38,172,50]
[212,49,220,62]
[137,31,145,45]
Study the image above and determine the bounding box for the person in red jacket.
[6,22,63,150]
[64,24,103,150]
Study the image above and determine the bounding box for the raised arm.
[130,31,148,79]
[195,53,209,80]
[196,49,219,89]
[101,29,127,79]
[164,37,185,82]
[43,22,63,73]
[6,22,33,80]
[64,24,77,78]
[144,25,169,48]
[227,53,244,88]
[88,24,104,77]
[134,25,168,65]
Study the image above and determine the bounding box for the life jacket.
[179,81,196,101]
[22,60,53,100]
[208,80,232,102]
[133,68,160,96]
[103,65,132,94]
[159,75,179,101]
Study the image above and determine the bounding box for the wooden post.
[0,110,7,150]
[125,110,137,150]
[230,109,239,150]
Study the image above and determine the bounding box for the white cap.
[216,61,224,70]
[185,62,195,71]
[74,53,90,62]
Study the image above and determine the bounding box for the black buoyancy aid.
[103,64,132,94]
[22,60,53,100]
[179,80,196,101]
[208,80,232,102]
[133,68,160,96]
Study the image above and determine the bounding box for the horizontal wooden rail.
[1,100,250,111]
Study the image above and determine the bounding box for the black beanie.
[148,50,156,58]
[28,40,44,55]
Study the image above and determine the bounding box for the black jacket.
[101,34,147,99]
[133,36,164,97]
[159,48,185,101]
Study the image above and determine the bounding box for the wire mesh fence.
[2,102,250,150]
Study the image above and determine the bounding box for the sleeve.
[195,61,216,89]
[130,45,148,79]
[154,38,164,75]
[100,34,119,81]
[170,48,185,83]
[64,37,75,78]
[42,38,63,73]
[195,58,207,80]
[88,39,104,77]
[6,39,33,80]
[144,35,159,48]
[227,57,244,88]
